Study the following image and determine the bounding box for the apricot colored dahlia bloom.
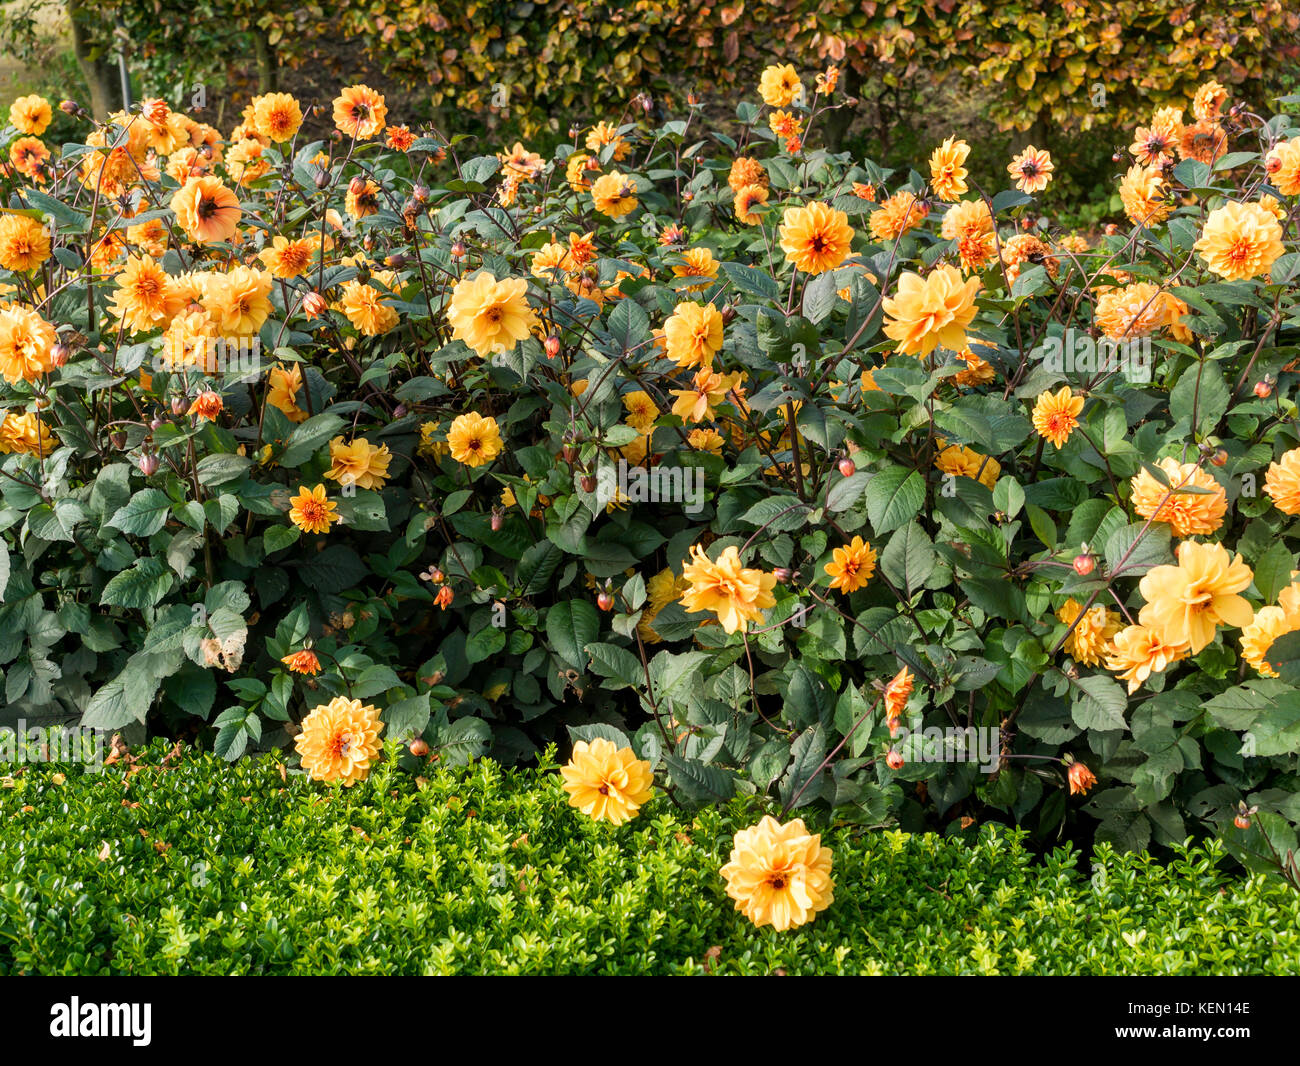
[720,815,834,931]
[882,264,979,357]
[0,214,51,273]
[1031,385,1085,448]
[288,484,337,534]
[446,412,503,468]
[1194,201,1285,282]
[447,271,538,358]
[825,536,877,594]
[1105,624,1188,694]
[779,201,854,275]
[560,738,654,824]
[1007,145,1053,193]
[680,544,777,634]
[1129,458,1227,537]
[928,136,970,201]
[1138,540,1254,654]
[663,301,724,368]
[1265,448,1300,515]
[326,436,391,490]
[332,84,387,139]
[295,696,383,785]
[1057,598,1122,667]
[0,307,57,384]
[170,175,242,244]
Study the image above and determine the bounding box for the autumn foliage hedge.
[65,0,1300,138]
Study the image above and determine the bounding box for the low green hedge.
[2,743,1297,975]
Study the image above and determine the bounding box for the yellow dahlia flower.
[1265,447,1300,515]
[663,301,724,368]
[560,738,654,824]
[1057,598,1122,667]
[1031,386,1084,448]
[758,64,802,108]
[326,436,391,490]
[779,201,854,275]
[720,815,834,932]
[295,696,383,785]
[1138,540,1254,654]
[825,536,877,594]
[1194,201,1285,282]
[928,136,970,201]
[1129,458,1227,537]
[1105,624,1188,694]
[882,265,979,357]
[447,271,538,358]
[447,411,502,468]
[680,543,777,634]
[1240,606,1295,678]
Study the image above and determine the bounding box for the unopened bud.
[137,452,159,476]
[302,291,327,319]
[50,342,71,367]
[409,738,430,757]
[450,240,466,259]
[314,169,330,189]
[544,336,561,358]
[579,473,597,493]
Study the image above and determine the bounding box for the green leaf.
[664,753,735,802]
[100,557,174,608]
[583,641,643,688]
[546,599,600,670]
[826,470,869,512]
[437,717,491,766]
[196,453,253,486]
[1068,673,1128,732]
[107,489,172,537]
[879,521,936,598]
[1253,540,1294,603]
[865,467,925,534]
[279,413,346,466]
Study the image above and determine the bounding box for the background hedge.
[2,743,1297,975]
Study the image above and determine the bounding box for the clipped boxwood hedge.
[2,743,1297,975]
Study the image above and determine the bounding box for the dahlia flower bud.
[137,452,159,476]
[110,431,126,449]
[885,749,904,770]
[392,404,407,419]
[450,240,466,259]
[50,342,71,368]
[720,304,737,326]
[490,505,504,532]
[302,291,327,319]
[314,168,330,189]
[171,394,188,415]
[579,473,597,493]
[412,183,430,203]
[544,336,561,358]
[838,456,856,477]
[409,738,430,757]
[141,98,170,124]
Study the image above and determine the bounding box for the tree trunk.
[252,28,278,93]
[66,0,118,118]
[822,63,863,153]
